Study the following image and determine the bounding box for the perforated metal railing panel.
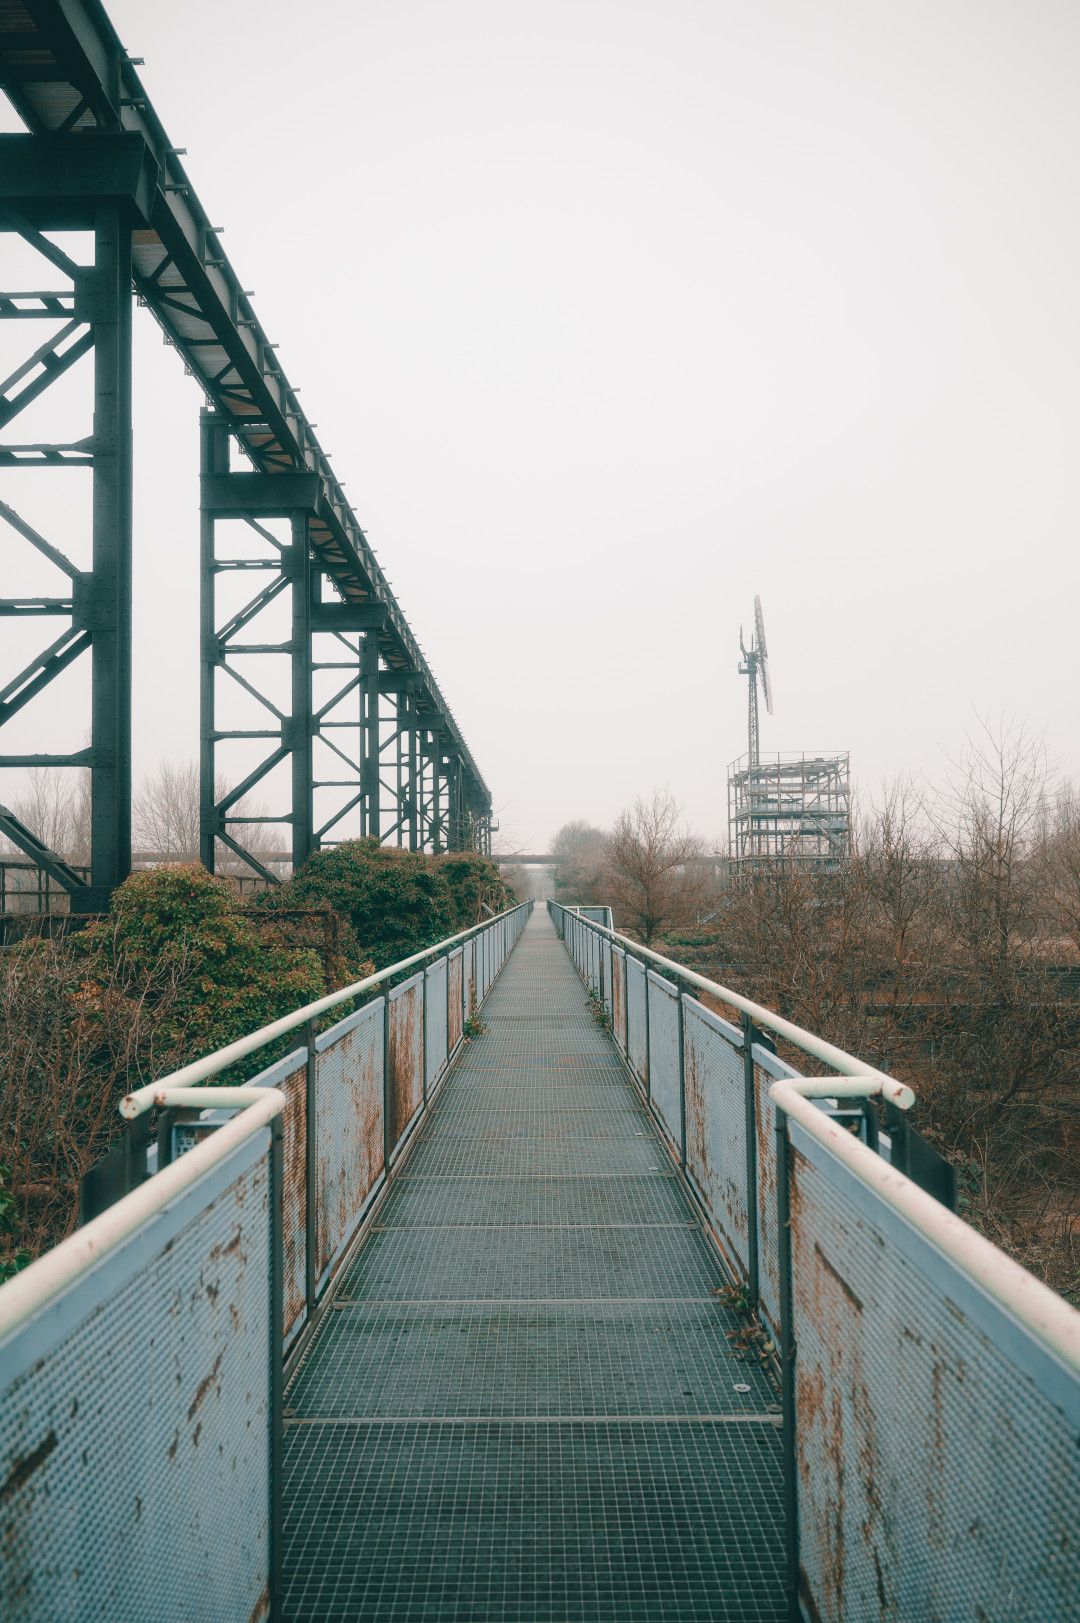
[788,1122,1080,1622]
[283,909,786,1621]
[683,998,751,1281]
[315,1000,385,1288]
[0,1136,273,1623]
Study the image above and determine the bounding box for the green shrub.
[266,839,456,970]
[435,853,516,930]
[75,864,325,1071]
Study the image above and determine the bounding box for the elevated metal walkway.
[2,898,1077,1622]
[281,908,785,1620]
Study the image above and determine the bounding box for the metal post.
[642,954,652,1101]
[269,1115,285,1623]
[741,1011,761,1306]
[199,412,227,872]
[431,733,442,854]
[361,630,380,840]
[775,1106,801,1622]
[382,990,393,1170]
[676,980,687,1173]
[290,515,313,870]
[83,202,133,908]
[304,1019,318,1313]
[421,967,428,1107]
[406,697,419,850]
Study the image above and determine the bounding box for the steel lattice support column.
[199,410,320,879]
[0,137,154,909]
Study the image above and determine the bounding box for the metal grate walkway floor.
[282,910,786,1621]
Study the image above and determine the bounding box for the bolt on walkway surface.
[282,910,787,1621]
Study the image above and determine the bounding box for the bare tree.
[604,792,704,943]
[551,820,609,904]
[3,767,91,863]
[134,759,277,877]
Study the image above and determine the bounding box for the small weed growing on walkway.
[463,1015,487,1039]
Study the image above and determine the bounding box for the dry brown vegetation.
[667,727,1079,1302]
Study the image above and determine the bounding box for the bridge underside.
[282,909,785,1620]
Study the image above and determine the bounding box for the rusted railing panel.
[626,955,648,1088]
[448,948,464,1053]
[683,997,750,1281]
[752,1047,791,1341]
[610,946,626,1054]
[387,973,424,1152]
[425,957,449,1092]
[463,937,476,1018]
[314,1000,384,1290]
[788,1117,1080,1621]
[260,1052,309,1351]
[0,1135,274,1622]
[646,970,682,1157]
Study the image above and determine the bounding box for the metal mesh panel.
[601,938,613,1015]
[275,1055,309,1348]
[426,957,449,1090]
[448,948,464,1053]
[683,999,749,1280]
[0,1141,272,1623]
[647,971,682,1156]
[463,937,476,1018]
[388,973,424,1152]
[752,1053,782,1339]
[611,946,626,1054]
[788,1121,1080,1622]
[626,955,649,1087]
[315,1000,385,1289]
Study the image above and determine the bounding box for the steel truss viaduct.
[0,1,492,911]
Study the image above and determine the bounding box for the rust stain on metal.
[281,1062,308,1339]
[317,1017,384,1274]
[247,1582,271,1623]
[449,954,463,1050]
[1,1430,57,1502]
[388,982,423,1147]
[813,1243,864,1314]
[611,953,624,1041]
[187,1352,223,1422]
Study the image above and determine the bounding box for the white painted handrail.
[772,1079,1080,1373]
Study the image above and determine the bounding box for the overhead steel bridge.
[1,902,1077,1621]
[0,0,492,912]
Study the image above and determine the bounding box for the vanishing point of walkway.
[281,909,786,1620]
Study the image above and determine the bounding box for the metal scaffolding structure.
[728,750,851,870]
[0,0,491,909]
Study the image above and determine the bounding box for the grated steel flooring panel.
[283,911,785,1620]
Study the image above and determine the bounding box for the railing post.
[642,954,652,1101]
[304,1018,318,1314]
[741,1011,761,1307]
[676,979,687,1173]
[421,967,428,1107]
[774,1103,800,1622]
[269,1112,285,1623]
[382,986,393,1172]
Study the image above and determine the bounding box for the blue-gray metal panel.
[611,945,626,1053]
[751,1044,799,1341]
[314,999,385,1290]
[388,972,424,1154]
[246,1048,309,1352]
[463,937,476,1018]
[683,998,749,1280]
[788,1117,1080,1622]
[0,1139,272,1623]
[647,969,682,1156]
[626,955,648,1088]
[448,947,464,1055]
[425,957,449,1091]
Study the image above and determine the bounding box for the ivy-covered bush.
[266,839,456,969]
[435,853,516,930]
[0,865,327,1270]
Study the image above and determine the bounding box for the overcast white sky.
[3,1,1079,851]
